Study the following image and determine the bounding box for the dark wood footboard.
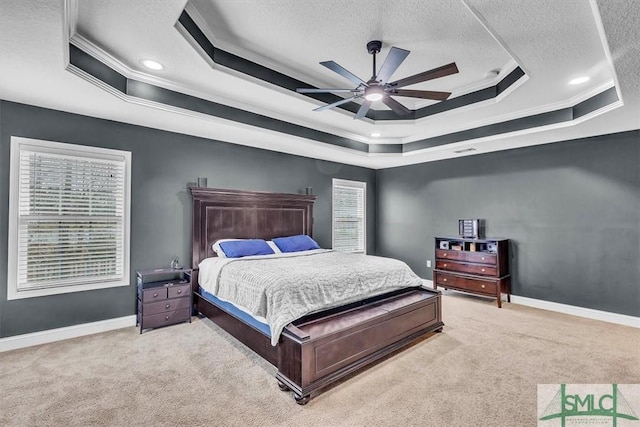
[276,287,443,403]
[196,286,443,404]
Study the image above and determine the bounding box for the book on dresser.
[433,236,511,308]
[137,267,192,333]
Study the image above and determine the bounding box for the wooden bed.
[190,187,444,404]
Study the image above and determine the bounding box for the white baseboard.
[509,295,639,328]
[0,315,137,353]
[422,279,639,328]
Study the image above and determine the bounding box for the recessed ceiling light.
[141,59,164,71]
[371,132,381,137]
[569,76,590,85]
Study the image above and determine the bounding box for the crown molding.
[461,0,529,76]
[403,92,622,157]
[67,34,374,145]
[413,59,521,110]
[589,0,623,104]
[406,79,615,144]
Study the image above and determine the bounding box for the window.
[332,179,366,253]
[7,137,131,300]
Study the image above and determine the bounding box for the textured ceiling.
[185,0,512,103]
[1,0,638,169]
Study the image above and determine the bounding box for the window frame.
[7,136,132,300]
[332,178,367,254]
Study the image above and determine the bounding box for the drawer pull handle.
[481,257,485,261]
[165,304,170,309]
[443,278,447,282]
[481,268,486,272]
[165,315,170,320]
[153,293,158,297]
[443,253,447,257]
[481,284,485,289]
[177,289,182,294]
[443,263,447,267]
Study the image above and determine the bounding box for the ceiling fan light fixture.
[364,85,384,102]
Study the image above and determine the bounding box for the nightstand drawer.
[143,297,191,315]
[143,308,190,329]
[436,261,497,276]
[142,287,168,302]
[435,272,497,295]
[168,284,190,299]
[436,249,497,265]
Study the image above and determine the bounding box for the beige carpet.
[1,293,638,427]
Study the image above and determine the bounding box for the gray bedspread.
[212,250,423,345]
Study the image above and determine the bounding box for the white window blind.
[332,179,366,253]
[8,137,131,299]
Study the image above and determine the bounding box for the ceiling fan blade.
[392,89,451,101]
[297,88,358,94]
[376,47,410,83]
[389,62,459,89]
[383,96,411,116]
[313,96,358,112]
[320,61,367,87]
[354,100,372,119]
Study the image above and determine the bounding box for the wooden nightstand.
[137,268,192,333]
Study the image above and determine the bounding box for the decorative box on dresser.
[433,237,511,307]
[137,268,192,333]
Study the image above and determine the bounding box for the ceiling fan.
[296,40,458,119]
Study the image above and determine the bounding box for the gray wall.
[1,99,637,339]
[0,101,376,338]
[376,130,640,317]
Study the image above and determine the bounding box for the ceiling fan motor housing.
[367,40,382,54]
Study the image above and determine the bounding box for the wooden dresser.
[137,268,192,333]
[433,237,510,307]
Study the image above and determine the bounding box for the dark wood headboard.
[189,187,316,275]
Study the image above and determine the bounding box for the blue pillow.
[219,239,274,258]
[272,235,321,253]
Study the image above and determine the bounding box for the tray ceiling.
[1,0,638,168]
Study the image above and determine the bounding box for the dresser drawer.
[436,260,497,276]
[142,308,190,329]
[168,284,190,299]
[436,249,497,265]
[142,287,168,302]
[435,272,497,295]
[143,297,191,315]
